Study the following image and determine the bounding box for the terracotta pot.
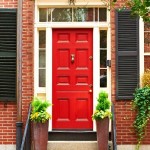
[96,117,109,150]
[33,121,49,150]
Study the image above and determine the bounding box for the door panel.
[52,28,93,130]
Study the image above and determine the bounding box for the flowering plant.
[92,91,112,120]
[30,97,51,123]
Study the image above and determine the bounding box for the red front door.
[52,28,93,130]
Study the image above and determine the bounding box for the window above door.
[39,7,107,22]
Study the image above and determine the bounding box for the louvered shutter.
[116,10,139,100]
[0,9,17,101]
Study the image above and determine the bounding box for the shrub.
[30,97,51,123]
[142,69,150,87]
[92,91,112,120]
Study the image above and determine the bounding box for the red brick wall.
[111,0,150,145]
[0,0,149,146]
[22,0,34,124]
[0,0,34,145]
[144,23,150,53]
[144,56,150,70]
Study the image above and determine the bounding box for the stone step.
[47,141,113,150]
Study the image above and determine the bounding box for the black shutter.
[0,9,17,101]
[116,10,139,100]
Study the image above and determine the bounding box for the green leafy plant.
[92,91,112,120]
[127,0,150,22]
[132,87,150,150]
[109,0,150,22]
[30,97,51,123]
[142,69,150,87]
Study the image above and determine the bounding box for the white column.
[139,18,144,87]
[34,28,39,96]
[46,27,52,131]
[107,24,111,101]
[93,27,100,131]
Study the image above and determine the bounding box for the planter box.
[96,117,109,150]
[33,121,49,150]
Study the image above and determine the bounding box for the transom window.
[39,8,107,22]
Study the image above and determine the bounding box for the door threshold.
[48,130,97,141]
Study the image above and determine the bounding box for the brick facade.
[144,23,150,53]
[111,0,150,145]
[0,0,150,147]
[0,0,34,145]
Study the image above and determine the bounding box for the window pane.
[100,69,107,87]
[100,50,107,68]
[52,8,72,22]
[74,8,94,22]
[39,69,46,87]
[39,51,46,68]
[39,8,47,22]
[48,9,52,22]
[95,8,98,21]
[99,8,107,21]
[39,31,46,48]
[100,30,107,48]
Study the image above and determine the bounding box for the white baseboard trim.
[117,145,150,150]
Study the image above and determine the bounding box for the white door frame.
[34,5,111,132]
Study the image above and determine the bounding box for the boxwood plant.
[92,91,112,120]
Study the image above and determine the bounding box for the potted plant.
[30,97,51,150]
[92,91,112,150]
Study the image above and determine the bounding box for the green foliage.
[92,91,112,120]
[132,87,150,150]
[30,97,51,123]
[111,0,150,22]
[142,69,150,87]
[128,0,150,22]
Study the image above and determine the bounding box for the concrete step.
[47,141,113,150]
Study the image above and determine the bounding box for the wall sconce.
[69,0,75,5]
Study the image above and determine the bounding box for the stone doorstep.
[47,141,113,150]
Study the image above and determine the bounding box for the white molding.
[46,27,52,131]
[35,0,38,24]
[139,18,144,86]
[38,87,46,93]
[144,52,150,56]
[34,22,109,28]
[93,27,100,131]
[34,27,39,96]
[36,0,107,7]
[107,9,111,101]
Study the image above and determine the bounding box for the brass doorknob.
[89,89,92,93]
